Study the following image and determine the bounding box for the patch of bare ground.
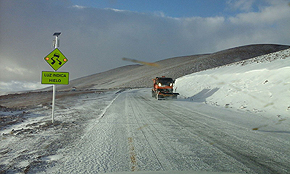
[0,106,27,130]
[0,120,81,173]
[0,90,105,109]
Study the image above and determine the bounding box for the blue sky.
[70,0,226,17]
[0,0,290,93]
[70,0,262,17]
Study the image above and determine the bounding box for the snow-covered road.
[46,89,290,174]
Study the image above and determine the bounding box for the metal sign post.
[52,84,56,123]
[52,32,60,123]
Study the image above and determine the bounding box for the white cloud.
[153,11,166,17]
[72,5,86,9]
[227,0,256,12]
[0,59,35,82]
[105,8,127,12]
[5,66,33,76]
[0,81,45,95]
[229,2,290,25]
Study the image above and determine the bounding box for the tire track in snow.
[127,92,166,171]
[98,92,122,119]
[80,92,122,139]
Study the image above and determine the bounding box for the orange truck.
[152,76,179,100]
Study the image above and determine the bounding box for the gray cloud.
[0,0,290,92]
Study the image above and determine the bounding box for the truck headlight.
[158,83,162,87]
[170,83,173,86]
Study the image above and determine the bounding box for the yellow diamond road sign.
[44,48,68,71]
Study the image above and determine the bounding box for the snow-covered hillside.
[175,48,290,118]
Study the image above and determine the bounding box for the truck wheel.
[157,95,161,100]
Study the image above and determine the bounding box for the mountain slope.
[58,44,290,91]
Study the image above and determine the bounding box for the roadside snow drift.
[176,48,290,117]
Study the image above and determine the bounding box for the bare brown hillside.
[57,44,289,91]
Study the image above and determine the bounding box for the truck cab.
[152,76,179,100]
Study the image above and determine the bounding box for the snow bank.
[176,48,290,117]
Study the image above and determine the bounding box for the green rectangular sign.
[41,71,69,85]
